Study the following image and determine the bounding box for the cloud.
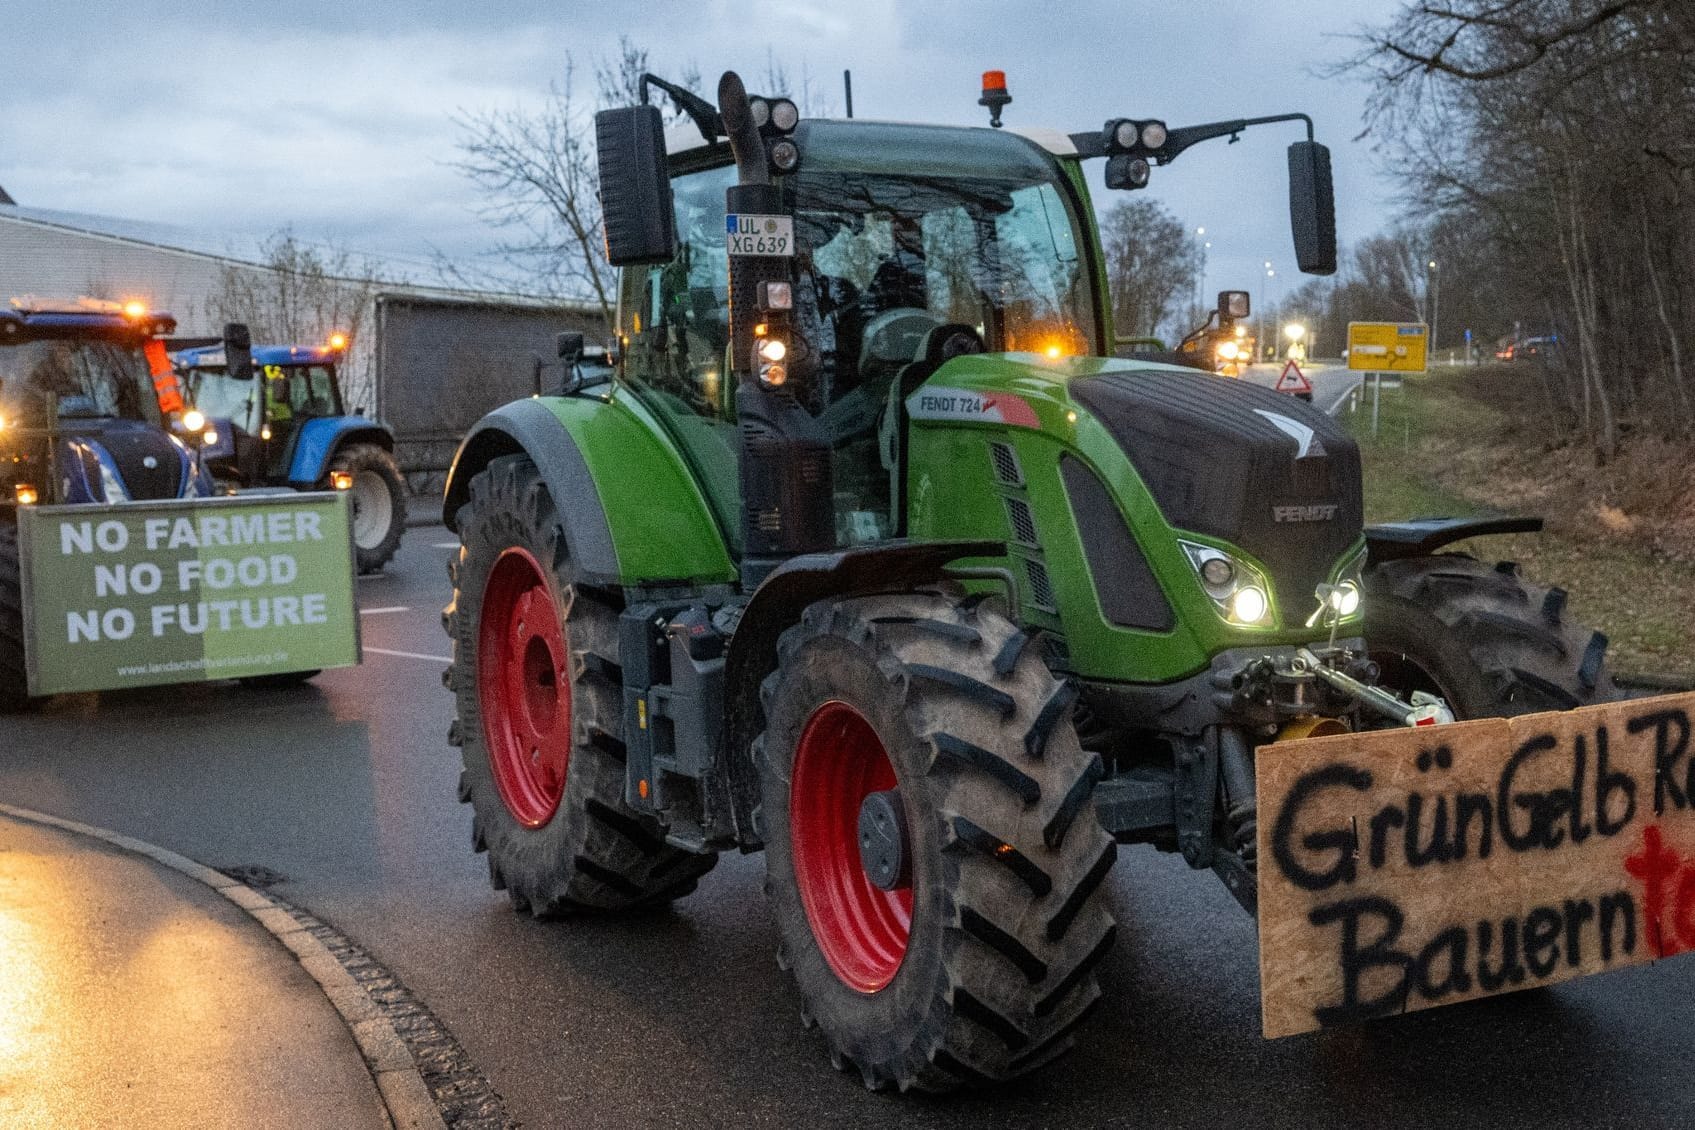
[0,0,1401,297]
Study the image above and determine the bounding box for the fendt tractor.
[0,297,214,710]
[173,332,407,572]
[439,72,1616,1091]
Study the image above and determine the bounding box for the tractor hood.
[56,418,200,503]
[1067,366,1362,616]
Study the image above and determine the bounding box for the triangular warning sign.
[1275,359,1312,394]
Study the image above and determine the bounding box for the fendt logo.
[1273,504,1339,523]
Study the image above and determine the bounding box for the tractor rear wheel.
[444,454,714,915]
[329,444,406,574]
[0,520,38,714]
[1364,554,1617,718]
[756,592,1117,1091]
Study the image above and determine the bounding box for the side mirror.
[595,105,677,266]
[1219,291,1250,320]
[556,332,585,366]
[1287,141,1337,275]
[224,322,254,381]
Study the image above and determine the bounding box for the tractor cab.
[172,337,349,486]
[173,332,407,573]
[617,119,1101,550]
[0,296,209,507]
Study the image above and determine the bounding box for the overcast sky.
[0,0,1408,300]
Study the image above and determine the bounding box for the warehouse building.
[0,191,607,494]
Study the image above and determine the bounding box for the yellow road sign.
[1347,321,1428,372]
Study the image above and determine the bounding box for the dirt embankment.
[1346,364,1695,683]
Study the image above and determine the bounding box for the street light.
[1427,259,1440,359]
[1261,267,1276,360]
[1194,227,1208,316]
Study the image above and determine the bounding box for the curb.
[0,802,447,1130]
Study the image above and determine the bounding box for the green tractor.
[440,71,1614,1091]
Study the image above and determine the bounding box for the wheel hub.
[858,789,910,892]
[349,469,393,550]
[476,547,572,827]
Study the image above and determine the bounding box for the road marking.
[1323,376,1363,417]
[364,646,453,663]
[359,606,410,616]
[432,542,459,549]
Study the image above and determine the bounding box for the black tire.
[0,520,39,714]
[1364,554,1617,718]
[756,592,1117,1092]
[444,454,714,915]
[328,443,405,574]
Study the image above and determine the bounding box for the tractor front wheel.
[756,592,1118,1091]
[444,454,714,915]
[329,444,406,574]
[1364,554,1617,718]
[0,521,38,714]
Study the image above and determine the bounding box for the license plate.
[1256,690,1695,1038]
[726,214,794,257]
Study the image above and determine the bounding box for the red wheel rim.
[477,547,572,827]
[791,701,913,993]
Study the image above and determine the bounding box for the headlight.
[1230,586,1268,624]
[181,409,206,432]
[1181,540,1275,627]
[1216,340,1240,361]
[1307,545,1367,627]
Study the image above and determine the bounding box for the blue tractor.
[172,333,406,572]
[0,296,215,710]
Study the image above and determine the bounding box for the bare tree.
[1099,199,1201,343]
[205,230,386,409]
[1340,0,1695,456]
[452,38,701,327]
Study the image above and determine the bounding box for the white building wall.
[0,215,250,336]
[0,213,379,411]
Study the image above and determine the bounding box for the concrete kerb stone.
[0,801,447,1130]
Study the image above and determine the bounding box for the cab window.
[617,163,742,547]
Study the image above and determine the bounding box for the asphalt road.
[1238,359,1362,414]
[6,517,1695,1128]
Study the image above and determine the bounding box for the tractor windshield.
[788,121,1096,379]
[0,339,160,426]
[183,367,259,432]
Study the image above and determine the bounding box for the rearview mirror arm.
[639,73,723,144]
[1070,112,1314,164]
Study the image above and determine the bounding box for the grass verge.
[1342,366,1695,684]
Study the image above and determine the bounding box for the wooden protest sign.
[1256,692,1695,1039]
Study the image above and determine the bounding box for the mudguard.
[286,418,394,486]
[442,396,735,588]
[1363,516,1543,565]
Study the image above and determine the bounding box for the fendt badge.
[1273,504,1339,523]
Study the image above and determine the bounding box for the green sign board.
[18,493,360,695]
